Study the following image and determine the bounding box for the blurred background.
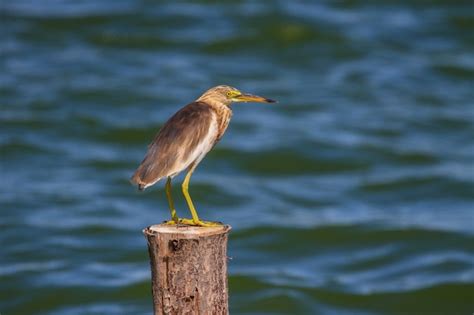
[1,0,473,314]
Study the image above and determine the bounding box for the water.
[1,1,473,314]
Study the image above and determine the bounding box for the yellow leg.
[181,165,221,227]
[165,177,179,224]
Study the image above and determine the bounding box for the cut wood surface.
[144,224,231,315]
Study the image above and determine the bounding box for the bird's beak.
[234,93,276,103]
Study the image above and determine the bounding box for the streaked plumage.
[131,101,230,189]
[131,85,275,226]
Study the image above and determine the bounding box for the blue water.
[1,1,473,314]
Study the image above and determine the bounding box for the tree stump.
[143,224,231,315]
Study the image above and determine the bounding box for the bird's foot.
[173,217,223,227]
[164,219,180,226]
[163,217,222,227]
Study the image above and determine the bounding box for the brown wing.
[131,101,214,190]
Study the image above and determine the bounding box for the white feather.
[175,112,218,174]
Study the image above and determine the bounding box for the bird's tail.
[130,167,162,191]
[130,172,146,191]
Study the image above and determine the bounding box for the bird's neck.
[196,96,231,109]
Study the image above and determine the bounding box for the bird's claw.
[164,218,222,227]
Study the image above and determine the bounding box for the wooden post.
[143,224,231,315]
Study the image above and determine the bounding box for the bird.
[131,85,275,227]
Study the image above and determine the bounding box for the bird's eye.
[226,91,233,98]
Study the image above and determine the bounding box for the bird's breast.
[214,106,233,143]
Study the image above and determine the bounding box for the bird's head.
[197,85,276,106]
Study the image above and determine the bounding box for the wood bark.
[143,224,231,315]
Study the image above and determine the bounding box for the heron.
[131,85,275,227]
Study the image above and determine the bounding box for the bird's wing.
[131,101,216,189]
